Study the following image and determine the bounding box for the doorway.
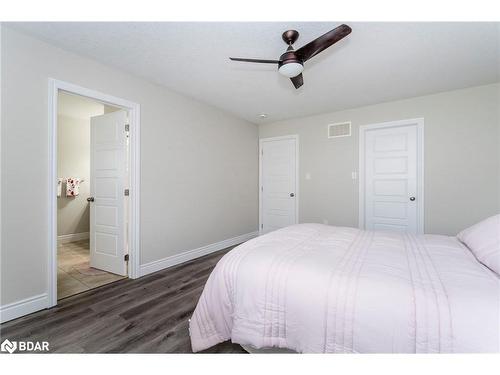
[49,79,141,307]
[358,118,424,234]
[259,135,299,234]
[57,92,127,299]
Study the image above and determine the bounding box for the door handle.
[87,197,95,202]
[290,193,295,197]
[409,196,416,201]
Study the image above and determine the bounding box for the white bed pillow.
[457,214,500,275]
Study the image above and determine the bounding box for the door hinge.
[261,224,263,229]
[124,189,129,196]
[124,254,129,262]
[125,124,130,132]
[261,186,263,192]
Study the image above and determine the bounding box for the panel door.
[261,138,297,233]
[90,110,127,275]
[364,125,418,233]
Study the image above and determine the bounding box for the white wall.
[57,92,109,236]
[57,114,91,236]
[259,83,500,236]
[1,27,258,307]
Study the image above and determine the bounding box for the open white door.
[89,110,128,276]
[260,136,298,234]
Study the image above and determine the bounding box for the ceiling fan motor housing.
[279,50,303,65]
[278,51,304,78]
[278,31,304,78]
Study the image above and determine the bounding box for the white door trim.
[48,79,141,308]
[358,118,424,234]
[259,135,299,235]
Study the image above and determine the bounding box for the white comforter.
[189,224,500,353]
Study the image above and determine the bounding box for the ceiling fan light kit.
[278,62,304,78]
[229,24,352,89]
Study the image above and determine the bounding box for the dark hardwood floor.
[0,247,247,353]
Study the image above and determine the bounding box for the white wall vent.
[328,122,351,138]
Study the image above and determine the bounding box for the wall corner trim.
[139,231,259,277]
[0,294,49,323]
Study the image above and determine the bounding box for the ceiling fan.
[229,24,352,89]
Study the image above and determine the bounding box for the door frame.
[48,79,141,307]
[259,135,299,235]
[358,118,424,234]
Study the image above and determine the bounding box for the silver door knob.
[409,197,415,201]
[290,193,295,197]
[87,197,95,202]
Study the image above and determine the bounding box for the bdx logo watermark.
[1,339,49,353]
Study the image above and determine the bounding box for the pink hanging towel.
[66,178,81,197]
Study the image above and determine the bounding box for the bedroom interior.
[0,10,499,363]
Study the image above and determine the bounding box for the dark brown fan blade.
[290,73,303,89]
[229,57,279,64]
[295,24,351,62]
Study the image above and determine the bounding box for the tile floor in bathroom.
[58,239,126,299]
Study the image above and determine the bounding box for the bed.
[189,222,500,353]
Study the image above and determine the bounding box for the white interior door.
[362,122,422,234]
[260,137,298,234]
[90,110,128,276]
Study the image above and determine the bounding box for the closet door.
[260,136,298,234]
[362,122,421,234]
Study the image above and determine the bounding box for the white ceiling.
[10,22,500,124]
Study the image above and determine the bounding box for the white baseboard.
[139,231,259,277]
[57,232,89,244]
[0,294,48,323]
[1,231,258,323]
